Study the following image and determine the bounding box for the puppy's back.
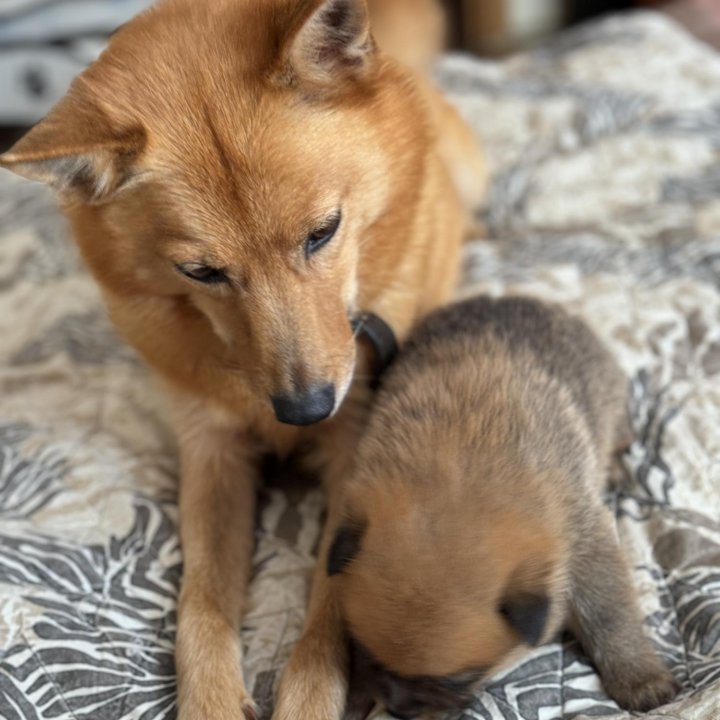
[338,295,628,681]
[390,295,628,466]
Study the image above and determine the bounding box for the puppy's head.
[0,0,422,425]
[329,468,566,718]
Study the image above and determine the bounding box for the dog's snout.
[271,383,336,425]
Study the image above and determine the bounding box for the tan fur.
[342,496,564,677]
[0,1,486,719]
[367,0,445,73]
[333,296,678,717]
[338,346,577,678]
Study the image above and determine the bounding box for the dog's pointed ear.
[283,0,376,87]
[499,590,549,646]
[327,523,365,576]
[0,95,145,204]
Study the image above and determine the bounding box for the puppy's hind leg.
[568,510,679,712]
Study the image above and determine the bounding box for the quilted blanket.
[1,11,719,720]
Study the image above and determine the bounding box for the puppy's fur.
[330,296,679,718]
[0,1,486,719]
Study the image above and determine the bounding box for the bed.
[1,11,718,720]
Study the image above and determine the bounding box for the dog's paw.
[604,661,679,712]
[242,699,260,720]
[178,697,258,720]
[272,637,347,720]
[177,673,258,720]
[179,699,257,720]
[272,671,346,720]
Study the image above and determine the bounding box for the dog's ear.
[499,590,550,646]
[498,531,560,646]
[327,522,365,576]
[0,94,145,204]
[283,0,376,88]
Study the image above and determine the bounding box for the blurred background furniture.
[0,0,152,128]
[443,0,702,54]
[0,0,718,144]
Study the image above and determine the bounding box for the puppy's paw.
[604,661,679,712]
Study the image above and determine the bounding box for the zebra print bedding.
[1,11,719,720]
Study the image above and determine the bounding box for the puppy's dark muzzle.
[384,707,419,720]
[271,383,335,425]
[345,640,481,720]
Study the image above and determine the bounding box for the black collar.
[352,311,398,386]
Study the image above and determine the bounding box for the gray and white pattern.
[1,11,719,720]
[0,0,152,124]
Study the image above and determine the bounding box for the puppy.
[0,1,486,718]
[329,296,679,718]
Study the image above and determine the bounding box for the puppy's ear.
[327,523,365,576]
[282,0,376,88]
[0,93,145,204]
[499,591,550,646]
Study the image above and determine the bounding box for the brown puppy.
[329,296,679,719]
[0,1,486,719]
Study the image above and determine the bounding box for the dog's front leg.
[272,492,348,720]
[173,400,258,720]
[272,411,368,720]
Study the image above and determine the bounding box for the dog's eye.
[305,211,341,257]
[176,263,227,285]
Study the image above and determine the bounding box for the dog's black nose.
[271,384,336,425]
